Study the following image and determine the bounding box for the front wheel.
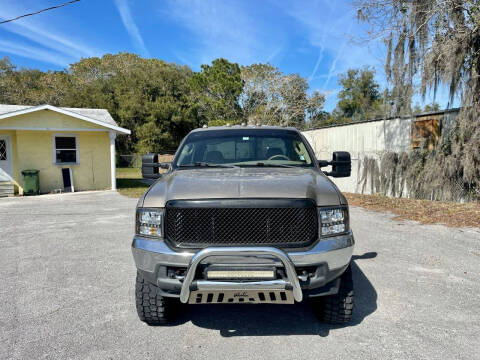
[311,264,354,324]
[135,271,180,325]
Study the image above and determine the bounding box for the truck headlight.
[318,207,349,237]
[136,208,164,238]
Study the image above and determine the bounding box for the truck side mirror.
[142,153,161,179]
[318,151,351,178]
[142,153,172,179]
[330,151,351,177]
[318,160,329,168]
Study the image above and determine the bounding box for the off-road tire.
[135,271,179,325]
[312,264,354,324]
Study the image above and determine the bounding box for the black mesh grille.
[165,200,318,248]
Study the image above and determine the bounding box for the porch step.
[0,182,14,197]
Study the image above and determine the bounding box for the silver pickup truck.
[132,126,354,325]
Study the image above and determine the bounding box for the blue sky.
[0,0,449,111]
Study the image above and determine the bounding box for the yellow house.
[0,104,130,196]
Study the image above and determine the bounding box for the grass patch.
[117,167,142,178]
[345,193,480,228]
[116,167,149,198]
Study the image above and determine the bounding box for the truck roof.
[190,125,300,133]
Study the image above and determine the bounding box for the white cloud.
[307,0,338,81]
[1,20,99,59]
[275,0,385,90]
[322,21,354,89]
[0,39,71,67]
[114,0,150,57]
[0,2,102,66]
[163,0,285,66]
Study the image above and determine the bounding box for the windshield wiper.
[178,162,238,168]
[249,162,296,168]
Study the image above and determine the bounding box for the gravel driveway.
[1,191,479,359]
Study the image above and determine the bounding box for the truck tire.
[135,271,179,325]
[312,264,354,324]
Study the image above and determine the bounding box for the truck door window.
[292,140,312,164]
[177,144,193,165]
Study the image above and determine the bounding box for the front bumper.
[132,232,354,300]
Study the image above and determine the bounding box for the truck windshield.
[174,129,314,168]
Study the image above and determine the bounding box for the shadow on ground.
[172,252,377,337]
[117,178,149,189]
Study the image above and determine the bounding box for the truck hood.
[141,167,341,207]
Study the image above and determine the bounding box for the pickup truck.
[132,125,354,325]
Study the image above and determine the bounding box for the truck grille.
[165,199,318,248]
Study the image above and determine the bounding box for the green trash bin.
[22,169,40,195]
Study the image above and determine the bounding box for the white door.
[0,135,13,182]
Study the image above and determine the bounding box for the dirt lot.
[1,191,479,359]
[346,193,480,228]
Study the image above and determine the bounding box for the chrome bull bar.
[179,247,303,304]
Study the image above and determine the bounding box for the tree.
[240,63,281,124]
[305,90,328,128]
[413,102,441,114]
[64,53,200,154]
[334,67,382,122]
[0,56,71,106]
[423,103,440,113]
[278,74,308,128]
[0,57,16,103]
[357,0,480,113]
[240,64,313,128]
[190,58,243,126]
[356,0,480,200]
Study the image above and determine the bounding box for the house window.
[0,139,7,160]
[54,136,78,164]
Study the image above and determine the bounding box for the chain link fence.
[117,154,142,168]
[117,153,176,168]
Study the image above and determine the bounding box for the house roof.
[0,104,130,134]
